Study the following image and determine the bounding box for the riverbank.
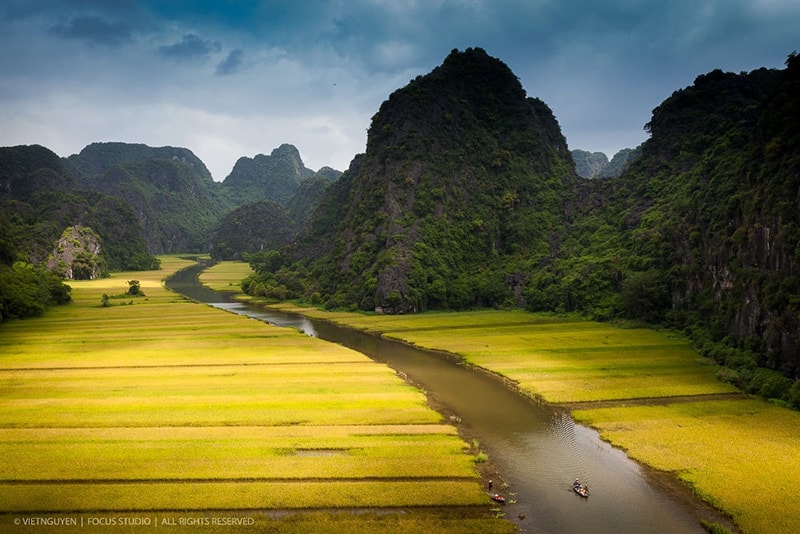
[0,258,513,533]
[252,301,799,534]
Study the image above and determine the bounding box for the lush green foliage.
[0,145,159,271]
[83,157,232,253]
[0,261,71,321]
[222,144,316,205]
[209,200,294,260]
[546,55,800,394]
[259,48,576,313]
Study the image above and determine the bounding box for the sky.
[1,1,798,181]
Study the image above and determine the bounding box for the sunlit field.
[572,400,800,534]
[0,257,510,533]
[275,305,737,404]
[198,260,254,292]
[265,298,799,534]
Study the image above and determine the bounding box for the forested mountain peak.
[223,143,316,206]
[67,142,214,187]
[286,47,576,312]
[571,147,641,179]
[595,56,800,379]
[0,144,73,201]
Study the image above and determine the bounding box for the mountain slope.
[284,48,576,312]
[209,200,294,260]
[571,150,608,178]
[0,145,156,271]
[565,57,799,378]
[223,144,316,206]
[67,143,234,253]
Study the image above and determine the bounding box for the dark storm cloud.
[216,49,244,76]
[2,0,799,179]
[48,14,134,47]
[157,34,222,61]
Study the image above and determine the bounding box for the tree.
[127,280,144,296]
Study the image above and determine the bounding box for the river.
[167,263,715,533]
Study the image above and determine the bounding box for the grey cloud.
[48,14,133,47]
[216,49,244,76]
[158,34,222,60]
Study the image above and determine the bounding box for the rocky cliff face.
[47,225,106,279]
[295,48,576,312]
[613,57,800,375]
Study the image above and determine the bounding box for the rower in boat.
[573,478,589,497]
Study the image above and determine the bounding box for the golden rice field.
[273,304,738,404]
[265,297,800,534]
[572,400,800,534]
[0,257,511,533]
[198,260,254,293]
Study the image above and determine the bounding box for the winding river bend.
[167,264,713,533]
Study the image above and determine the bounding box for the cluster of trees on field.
[0,209,72,321]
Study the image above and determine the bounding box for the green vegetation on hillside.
[222,143,315,205]
[555,54,800,395]
[0,145,160,271]
[0,141,337,320]
[242,49,800,405]
[209,200,295,260]
[263,48,576,313]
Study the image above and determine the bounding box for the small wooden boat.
[490,493,507,504]
[573,485,589,497]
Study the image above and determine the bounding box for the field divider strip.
[0,476,478,485]
[564,392,749,409]
[0,504,492,516]
[0,361,372,372]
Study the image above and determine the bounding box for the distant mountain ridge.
[223,144,315,205]
[0,141,341,263]
[571,147,641,179]
[66,142,214,188]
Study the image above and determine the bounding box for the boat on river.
[490,493,507,504]
[573,479,590,498]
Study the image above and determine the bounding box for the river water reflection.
[167,264,708,533]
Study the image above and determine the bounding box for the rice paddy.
[268,299,800,534]
[275,304,738,404]
[0,257,510,533]
[197,260,254,293]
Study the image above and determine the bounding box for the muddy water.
[167,264,709,533]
